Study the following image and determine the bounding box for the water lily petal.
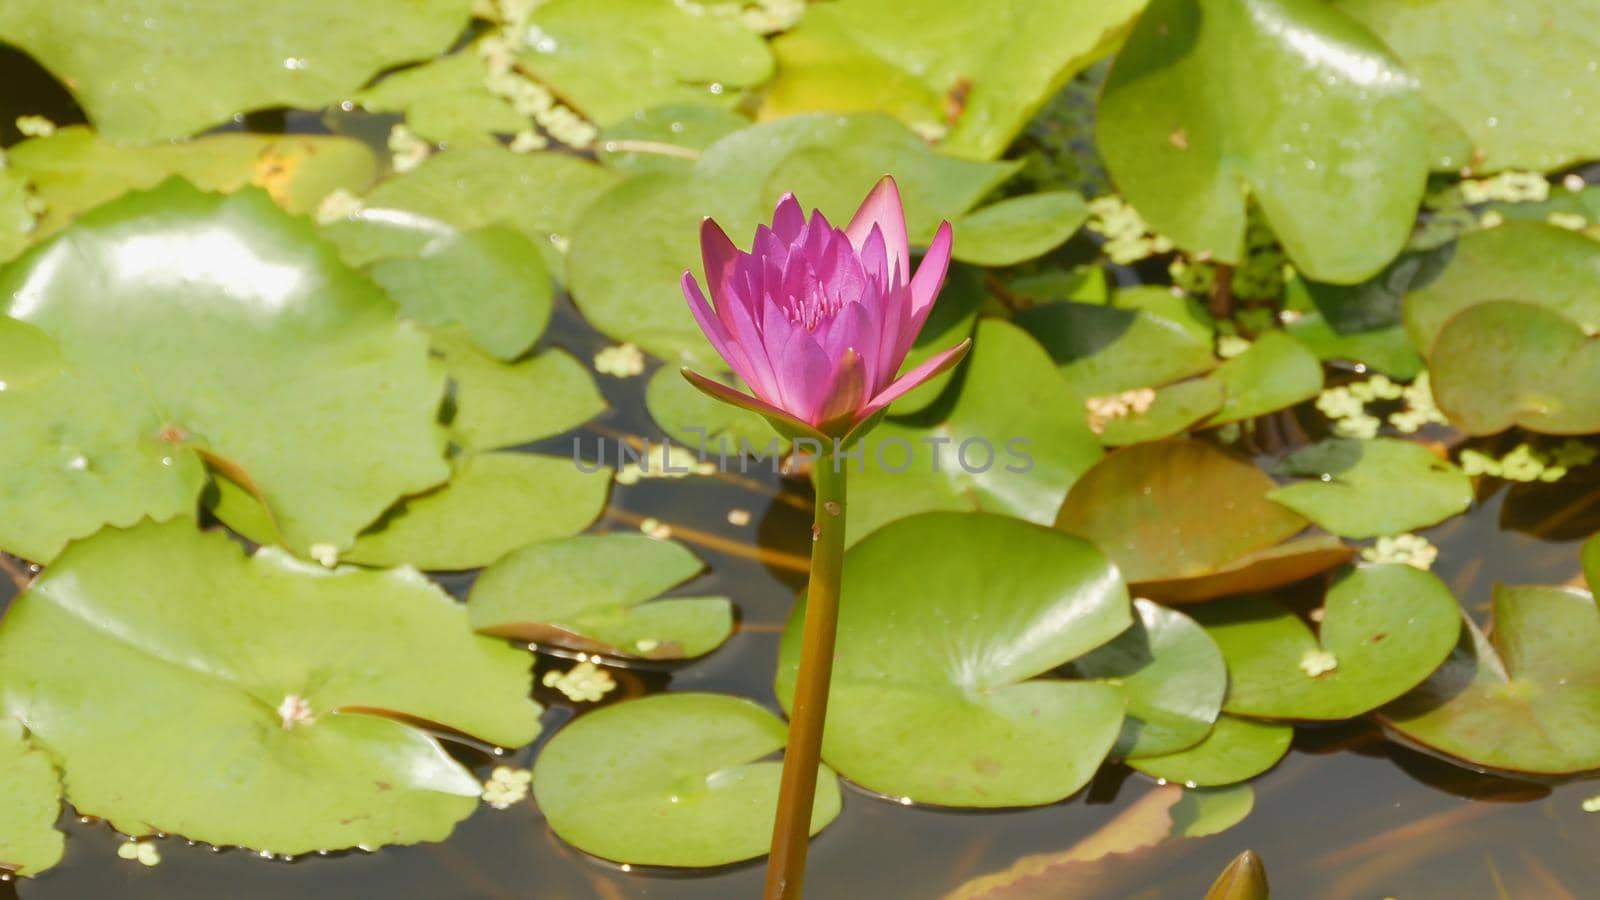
[847,175,909,284]
[680,368,824,442]
[816,348,868,430]
[772,192,805,243]
[899,221,954,363]
[680,271,749,378]
[860,338,972,419]
[780,328,833,424]
[699,217,743,319]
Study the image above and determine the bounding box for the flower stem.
[764,453,848,899]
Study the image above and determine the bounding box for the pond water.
[2,43,1598,900]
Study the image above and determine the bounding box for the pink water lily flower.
[680,176,971,440]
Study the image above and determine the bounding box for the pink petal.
[772,193,805,243]
[779,328,833,424]
[897,221,953,363]
[699,217,740,303]
[723,282,782,402]
[858,224,889,289]
[860,338,971,419]
[815,348,868,429]
[846,175,909,284]
[909,221,953,319]
[681,271,752,378]
[681,368,824,441]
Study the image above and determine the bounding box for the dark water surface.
[3,44,1599,900]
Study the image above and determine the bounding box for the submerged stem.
[764,454,848,899]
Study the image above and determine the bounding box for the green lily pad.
[320,145,619,273]
[596,104,749,176]
[1095,379,1228,447]
[1429,301,1600,436]
[1071,599,1228,759]
[367,226,552,362]
[1585,533,1599,589]
[1283,314,1424,380]
[1201,331,1325,427]
[1190,565,1461,720]
[777,512,1131,807]
[1129,715,1294,787]
[518,0,773,125]
[761,0,1147,159]
[470,534,731,659]
[0,719,63,877]
[1055,439,1310,586]
[1338,0,1600,173]
[1097,0,1430,283]
[1402,222,1600,354]
[0,180,449,562]
[0,170,35,264]
[567,113,1014,364]
[1016,291,1218,398]
[0,0,470,141]
[1269,438,1473,539]
[1383,584,1600,774]
[342,451,611,571]
[848,319,1104,545]
[1170,784,1256,839]
[8,126,378,236]
[952,191,1089,266]
[0,519,541,854]
[437,334,604,453]
[357,52,526,147]
[533,692,841,867]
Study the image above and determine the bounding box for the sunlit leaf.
[1269,438,1473,538]
[0,0,471,141]
[1201,331,1324,427]
[1429,301,1600,436]
[533,693,841,867]
[1016,290,1217,397]
[8,126,378,236]
[1403,222,1600,354]
[518,0,773,125]
[0,519,541,854]
[367,226,552,361]
[1170,785,1255,838]
[595,104,748,176]
[1056,439,1310,586]
[1338,0,1600,172]
[778,512,1131,807]
[0,719,63,877]
[1383,583,1600,774]
[470,534,732,659]
[0,180,449,562]
[321,145,619,274]
[342,451,611,571]
[357,52,526,147]
[1191,565,1461,720]
[1129,715,1293,787]
[437,334,604,453]
[952,191,1089,266]
[1072,599,1227,759]
[1098,0,1430,282]
[761,0,1147,159]
[849,320,1104,545]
